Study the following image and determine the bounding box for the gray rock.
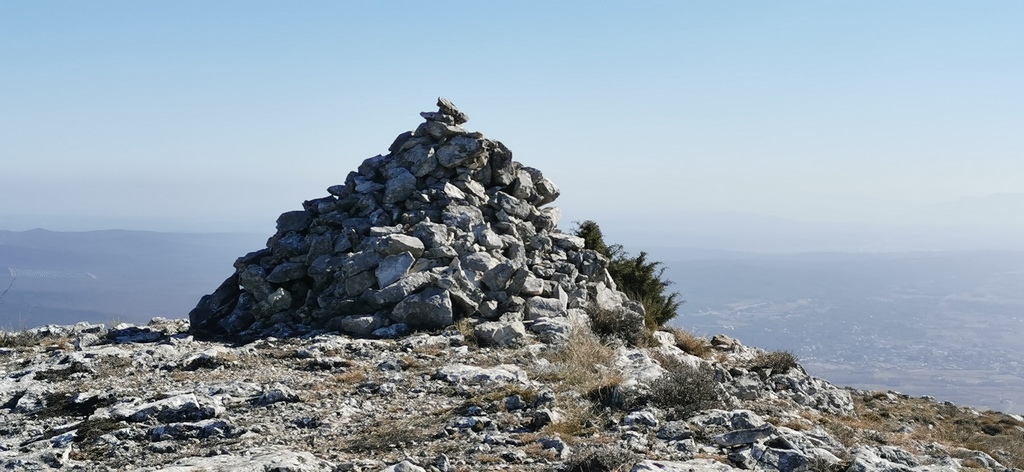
[481,261,516,291]
[538,436,571,459]
[523,167,560,206]
[525,296,565,320]
[332,314,385,336]
[378,234,425,258]
[713,424,776,447]
[152,446,334,472]
[473,321,527,347]
[657,421,693,440]
[239,265,273,300]
[341,250,383,278]
[406,145,437,177]
[276,210,312,233]
[489,192,531,219]
[436,97,468,124]
[371,271,436,306]
[376,252,415,288]
[436,135,484,168]
[266,262,308,284]
[442,204,484,231]
[388,130,413,153]
[474,225,504,250]
[107,394,222,423]
[383,168,417,205]
[624,410,659,428]
[528,316,574,343]
[631,459,738,471]
[434,363,528,385]
[417,120,464,140]
[462,252,499,274]
[392,288,453,329]
[149,419,241,441]
[412,221,450,248]
[550,232,585,251]
[256,384,300,405]
[343,270,377,297]
[266,288,292,312]
[383,460,426,472]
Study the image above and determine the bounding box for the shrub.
[573,220,682,329]
[648,354,723,419]
[563,445,638,472]
[586,304,651,347]
[747,350,799,374]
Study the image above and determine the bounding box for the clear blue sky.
[2,2,1022,244]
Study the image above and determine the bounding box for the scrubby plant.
[648,354,724,419]
[586,304,652,347]
[573,220,682,329]
[563,445,639,471]
[747,350,799,374]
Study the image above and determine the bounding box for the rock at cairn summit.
[190,97,632,340]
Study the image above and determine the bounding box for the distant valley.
[658,249,1024,415]
[2,229,1022,414]
[0,229,265,327]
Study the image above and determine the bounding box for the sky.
[2,2,1023,250]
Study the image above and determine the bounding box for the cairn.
[190,98,644,343]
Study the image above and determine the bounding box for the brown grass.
[536,326,620,394]
[818,391,1024,469]
[664,327,712,358]
[542,397,607,440]
[746,350,799,374]
[341,414,437,454]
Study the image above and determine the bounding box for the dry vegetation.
[814,391,1024,469]
[662,326,713,358]
[746,350,799,374]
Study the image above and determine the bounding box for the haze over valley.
[2,226,1021,415]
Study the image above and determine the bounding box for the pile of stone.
[190,98,638,342]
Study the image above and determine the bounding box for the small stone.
[436,97,469,124]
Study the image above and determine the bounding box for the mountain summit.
[1,101,1021,471]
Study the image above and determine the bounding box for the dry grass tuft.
[341,415,436,454]
[537,326,620,394]
[454,318,478,347]
[664,327,712,358]
[543,397,607,439]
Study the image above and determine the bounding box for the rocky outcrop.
[190,98,627,342]
[1,319,1021,471]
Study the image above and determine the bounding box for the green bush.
[573,220,683,328]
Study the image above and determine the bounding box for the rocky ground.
[4,99,1021,471]
[1,318,1021,471]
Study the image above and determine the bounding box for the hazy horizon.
[3,2,1022,248]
